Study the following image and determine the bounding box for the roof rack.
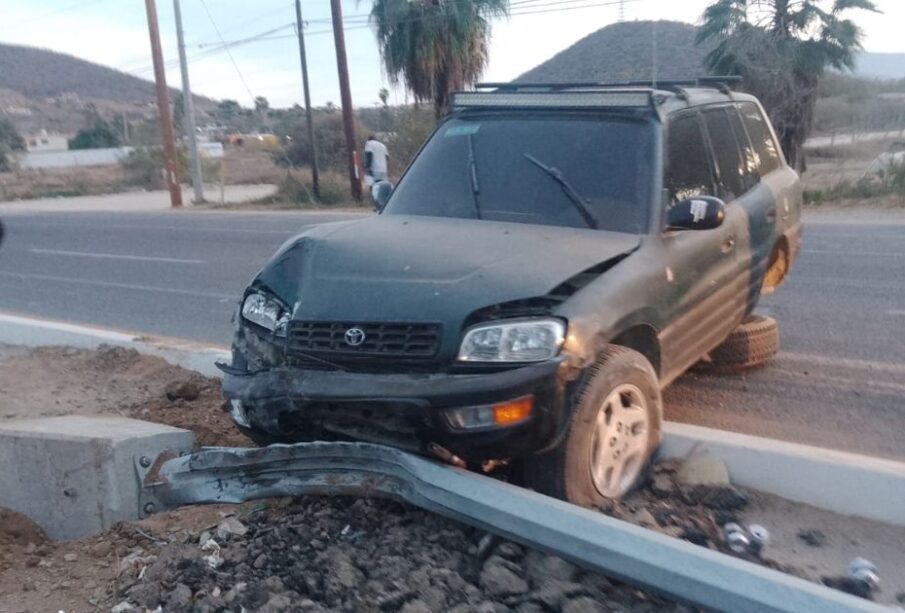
[475,76,742,93]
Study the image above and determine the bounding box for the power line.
[198,0,257,105]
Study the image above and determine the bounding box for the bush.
[121,146,220,190]
[275,113,369,173]
[69,119,121,150]
[0,119,25,152]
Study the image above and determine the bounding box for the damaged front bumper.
[221,358,571,462]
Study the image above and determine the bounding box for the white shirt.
[364,139,389,174]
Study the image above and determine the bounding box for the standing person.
[363,134,389,187]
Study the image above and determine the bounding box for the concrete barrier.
[0,416,195,540]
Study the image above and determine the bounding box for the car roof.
[452,81,760,118]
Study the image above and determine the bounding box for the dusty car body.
[221,81,802,504]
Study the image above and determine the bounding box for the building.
[25,130,69,153]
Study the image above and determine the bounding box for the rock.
[633,509,660,529]
[562,596,608,613]
[798,529,828,547]
[63,552,78,562]
[699,485,749,511]
[516,603,545,613]
[216,517,248,540]
[650,473,677,498]
[524,551,579,584]
[111,602,137,613]
[253,553,268,569]
[822,576,873,600]
[496,542,524,561]
[400,600,433,613]
[165,379,201,402]
[90,541,113,558]
[677,456,730,486]
[168,583,193,607]
[22,579,36,592]
[259,594,294,612]
[480,557,529,597]
[477,533,497,560]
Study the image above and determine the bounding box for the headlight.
[241,292,285,333]
[458,319,565,362]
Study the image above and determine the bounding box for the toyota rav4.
[221,80,802,506]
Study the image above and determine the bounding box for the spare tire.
[698,315,779,372]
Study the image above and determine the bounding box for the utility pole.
[330,0,361,201]
[295,0,320,199]
[174,0,204,204]
[144,0,182,207]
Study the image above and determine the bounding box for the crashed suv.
[222,81,802,505]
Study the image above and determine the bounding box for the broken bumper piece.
[220,359,568,461]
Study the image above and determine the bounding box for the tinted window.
[739,102,781,175]
[384,114,654,234]
[665,113,714,204]
[703,107,746,200]
[726,106,760,191]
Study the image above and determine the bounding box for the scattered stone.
[480,556,529,597]
[562,596,608,613]
[110,602,137,613]
[676,456,730,487]
[524,551,579,583]
[216,516,248,540]
[650,473,677,498]
[496,542,524,561]
[822,575,873,600]
[165,379,200,402]
[63,552,78,562]
[476,533,497,560]
[167,583,192,607]
[797,529,828,547]
[90,541,113,558]
[400,600,433,613]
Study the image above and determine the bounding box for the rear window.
[383,114,655,234]
[739,102,781,175]
[703,107,746,201]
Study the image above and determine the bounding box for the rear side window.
[739,102,781,175]
[703,107,746,201]
[726,107,760,191]
[665,113,714,204]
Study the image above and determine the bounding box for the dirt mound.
[0,344,249,447]
[0,507,48,548]
[113,497,684,613]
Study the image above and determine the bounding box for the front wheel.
[525,345,662,506]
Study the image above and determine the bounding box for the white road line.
[779,351,905,375]
[0,271,234,300]
[30,248,203,264]
[801,249,905,257]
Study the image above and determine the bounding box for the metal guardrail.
[137,442,884,613]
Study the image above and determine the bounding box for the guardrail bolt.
[747,524,770,557]
[139,456,152,468]
[143,502,156,515]
[848,557,880,591]
[722,523,750,555]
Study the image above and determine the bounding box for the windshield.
[383,113,654,233]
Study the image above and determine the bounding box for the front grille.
[286,321,441,359]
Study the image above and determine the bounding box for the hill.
[517,21,904,84]
[517,21,714,83]
[0,42,163,103]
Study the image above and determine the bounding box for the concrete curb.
[0,311,229,378]
[3,311,904,527]
[661,422,905,526]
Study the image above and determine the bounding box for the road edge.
[2,311,903,527]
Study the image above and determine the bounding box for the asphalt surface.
[1,207,903,460]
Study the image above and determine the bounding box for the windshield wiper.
[522,153,599,229]
[467,133,482,219]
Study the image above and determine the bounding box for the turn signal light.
[493,396,533,426]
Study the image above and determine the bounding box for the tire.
[525,345,662,506]
[699,314,780,372]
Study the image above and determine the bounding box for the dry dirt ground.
[1,345,903,611]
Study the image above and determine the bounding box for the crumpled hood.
[255,214,639,326]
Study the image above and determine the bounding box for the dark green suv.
[222,81,802,506]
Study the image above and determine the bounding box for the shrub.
[121,146,220,189]
[69,119,121,150]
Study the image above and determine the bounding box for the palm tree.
[369,0,509,118]
[697,0,878,170]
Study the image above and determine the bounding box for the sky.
[1,0,904,110]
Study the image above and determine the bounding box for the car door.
[657,110,747,383]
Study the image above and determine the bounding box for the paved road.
[1,207,903,459]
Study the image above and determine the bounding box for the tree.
[217,99,242,122]
[378,87,390,107]
[697,0,878,171]
[69,118,121,150]
[0,119,25,152]
[369,0,509,118]
[254,96,270,114]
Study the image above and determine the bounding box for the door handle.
[721,235,736,254]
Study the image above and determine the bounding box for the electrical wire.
[197,0,257,105]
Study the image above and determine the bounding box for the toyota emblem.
[344,327,366,347]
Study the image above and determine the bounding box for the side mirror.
[666,196,726,231]
[371,180,394,211]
